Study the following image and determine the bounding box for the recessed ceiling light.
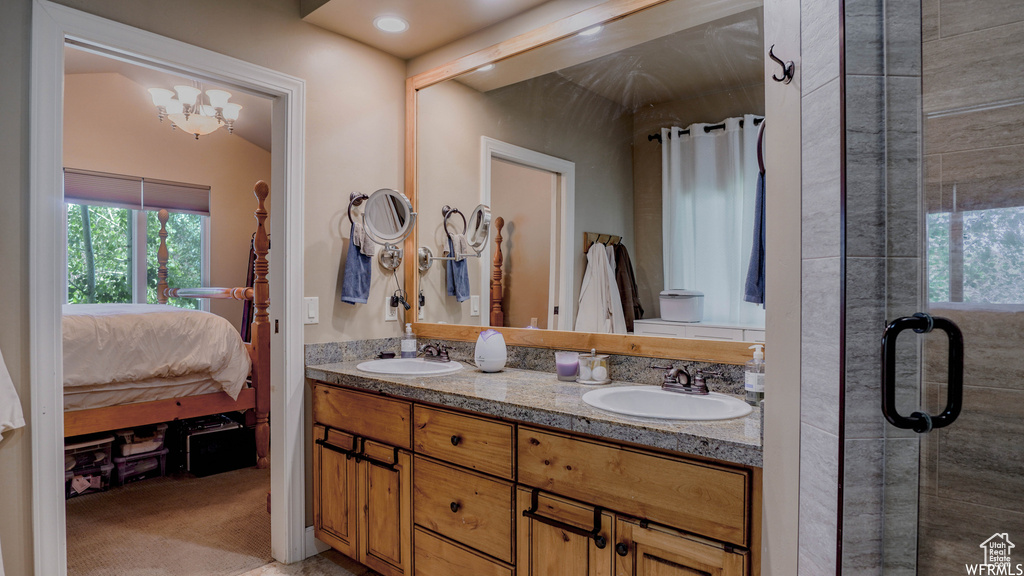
[374,16,409,33]
[578,25,603,37]
[476,64,495,72]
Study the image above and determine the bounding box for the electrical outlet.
[470,295,480,317]
[384,299,398,322]
[303,297,319,324]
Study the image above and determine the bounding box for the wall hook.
[769,44,794,84]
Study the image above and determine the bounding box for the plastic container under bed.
[65,463,114,499]
[114,448,169,485]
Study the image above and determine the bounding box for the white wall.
[63,72,272,330]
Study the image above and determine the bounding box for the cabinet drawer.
[682,326,745,341]
[414,528,513,576]
[313,384,411,450]
[632,320,686,338]
[414,456,514,562]
[743,329,766,343]
[518,428,750,546]
[414,406,514,479]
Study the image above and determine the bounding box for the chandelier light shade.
[147,83,242,139]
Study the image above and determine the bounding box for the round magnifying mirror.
[466,204,491,254]
[363,188,416,246]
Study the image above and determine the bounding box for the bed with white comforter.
[62,304,252,412]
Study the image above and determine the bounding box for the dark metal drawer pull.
[616,543,629,557]
[450,501,460,513]
[356,437,400,471]
[316,427,358,459]
[450,435,461,446]
[522,488,607,549]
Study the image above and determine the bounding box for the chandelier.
[147,84,242,140]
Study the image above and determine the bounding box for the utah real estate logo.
[966,533,1023,575]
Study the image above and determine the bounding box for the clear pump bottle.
[401,323,417,358]
[745,344,765,406]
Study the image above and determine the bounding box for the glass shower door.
[882,0,1024,573]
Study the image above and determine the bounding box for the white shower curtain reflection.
[662,115,765,326]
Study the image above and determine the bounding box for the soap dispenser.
[745,344,765,406]
[401,323,417,358]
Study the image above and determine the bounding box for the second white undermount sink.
[356,357,464,376]
[582,386,753,421]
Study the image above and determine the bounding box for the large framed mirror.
[404,0,767,363]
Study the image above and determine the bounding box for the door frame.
[479,137,575,330]
[30,2,307,572]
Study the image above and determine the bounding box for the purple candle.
[555,351,579,381]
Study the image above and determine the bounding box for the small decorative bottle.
[745,344,765,406]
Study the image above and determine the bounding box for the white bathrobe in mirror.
[0,348,25,576]
[575,243,627,334]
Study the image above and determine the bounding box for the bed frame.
[63,181,271,469]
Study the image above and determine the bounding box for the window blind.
[63,168,142,210]
[143,178,211,216]
[63,168,211,216]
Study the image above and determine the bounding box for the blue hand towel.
[341,222,371,304]
[446,236,470,302]
[744,172,766,306]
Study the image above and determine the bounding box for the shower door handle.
[881,313,963,433]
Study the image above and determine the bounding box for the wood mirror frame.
[403,0,763,365]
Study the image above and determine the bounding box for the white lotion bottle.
[401,323,417,358]
[745,344,765,406]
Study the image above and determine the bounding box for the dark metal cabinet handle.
[881,313,964,433]
[316,428,358,459]
[450,435,461,446]
[450,501,460,513]
[616,543,629,556]
[522,488,607,549]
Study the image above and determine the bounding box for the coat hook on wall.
[769,45,794,85]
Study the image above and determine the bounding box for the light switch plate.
[385,300,398,322]
[418,304,425,321]
[470,295,480,317]
[303,297,318,324]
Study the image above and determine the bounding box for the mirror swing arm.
[419,205,492,272]
[404,0,765,365]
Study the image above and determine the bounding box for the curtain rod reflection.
[647,116,764,144]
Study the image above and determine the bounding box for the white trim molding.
[479,137,576,330]
[30,2,308,572]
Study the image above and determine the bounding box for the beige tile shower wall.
[631,85,765,319]
[416,74,633,325]
[917,5,1024,574]
[63,72,272,332]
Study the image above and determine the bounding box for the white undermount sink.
[582,386,753,421]
[356,357,464,376]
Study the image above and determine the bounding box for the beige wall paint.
[4,0,407,573]
[631,84,766,319]
[0,0,33,573]
[417,73,633,325]
[63,72,272,330]
[491,158,555,329]
[50,0,407,346]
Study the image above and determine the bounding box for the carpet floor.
[66,466,272,576]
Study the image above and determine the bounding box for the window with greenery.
[67,204,205,309]
[927,206,1024,304]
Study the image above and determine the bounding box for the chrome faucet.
[652,366,721,395]
[420,343,452,362]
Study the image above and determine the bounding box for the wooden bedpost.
[251,181,271,469]
[490,216,505,327]
[157,209,169,304]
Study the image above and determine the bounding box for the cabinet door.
[313,425,358,558]
[615,518,747,576]
[516,486,613,576]
[358,440,413,576]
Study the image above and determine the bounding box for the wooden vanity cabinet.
[614,517,748,576]
[312,385,413,576]
[312,382,760,576]
[516,487,614,576]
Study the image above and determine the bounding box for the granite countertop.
[306,360,762,467]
